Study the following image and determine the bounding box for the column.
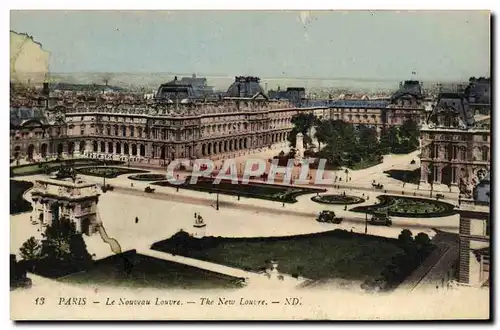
[437,164,443,184]
[420,163,428,183]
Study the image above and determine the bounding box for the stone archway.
[441,165,452,186]
[160,146,166,159]
[27,144,35,160]
[132,144,137,156]
[202,144,206,157]
[219,141,222,154]
[224,141,228,152]
[93,141,98,152]
[68,142,75,156]
[100,141,106,153]
[140,144,145,157]
[57,143,64,156]
[124,143,129,155]
[207,143,212,155]
[41,143,48,158]
[79,141,85,154]
[14,146,21,159]
[116,142,122,154]
[108,142,114,154]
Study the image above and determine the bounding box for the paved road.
[113,186,459,232]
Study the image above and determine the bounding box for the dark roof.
[226,76,266,98]
[391,80,423,101]
[178,76,207,88]
[465,78,491,104]
[156,77,197,99]
[10,107,47,126]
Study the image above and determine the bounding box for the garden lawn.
[76,166,147,178]
[152,230,404,281]
[152,177,325,203]
[10,159,124,177]
[351,195,456,218]
[59,252,243,290]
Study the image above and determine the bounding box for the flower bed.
[311,194,365,205]
[128,174,167,181]
[350,195,457,218]
[76,166,147,179]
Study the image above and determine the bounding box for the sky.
[10,10,491,85]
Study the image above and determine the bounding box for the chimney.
[43,82,49,96]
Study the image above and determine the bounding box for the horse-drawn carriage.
[372,182,384,190]
[368,213,392,227]
[316,210,343,224]
[144,186,155,193]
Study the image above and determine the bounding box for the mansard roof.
[464,77,491,104]
[226,76,266,98]
[426,92,475,128]
[156,77,197,99]
[10,107,47,127]
[391,80,423,101]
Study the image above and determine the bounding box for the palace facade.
[419,91,491,193]
[10,77,429,165]
[457,171,490,288]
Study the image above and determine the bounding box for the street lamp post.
[365,213,368,234]
[102,160,107,187]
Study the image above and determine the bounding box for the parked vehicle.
[316,210,343,224]
[144,186,155,193]
[368,213,392,227]
[436,193,445,199]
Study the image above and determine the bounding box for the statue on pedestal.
[295,133,305,165]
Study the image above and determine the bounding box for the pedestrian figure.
[131,183,134,187]
[176,187,179,192]
[282,202,285,207]
[238,195,240,201]
[344,205,347,211]
[135,217,139,224]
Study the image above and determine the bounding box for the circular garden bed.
[128,173,167,181]
[76,166,147,179]
[350,195,457,218]
[311,194,365,205]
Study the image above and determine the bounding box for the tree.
[40,217,92,267]
[19,236,41,261]
[400,118,420,153]
[414,232,431,247]
[357,125,380,161]
[397,229,414,247]
[288,113,316,147]
[379,128,392,155]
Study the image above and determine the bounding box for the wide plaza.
[11,148,459,262]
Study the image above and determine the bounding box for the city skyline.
[10,10,490,87]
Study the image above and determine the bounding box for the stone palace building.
[419,88,491,193]
[10,77,428,166]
